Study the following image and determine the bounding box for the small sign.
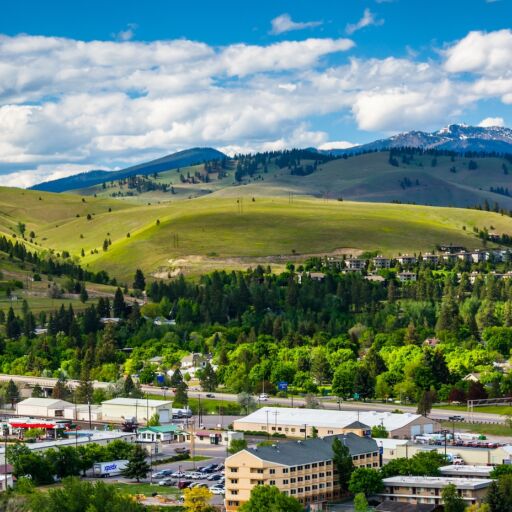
[278,381,288,391]
[353,393,360,400]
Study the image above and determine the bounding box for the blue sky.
[1,0,512,186]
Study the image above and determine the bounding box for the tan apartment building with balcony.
[224,433,379,511]
[378,476,493,507]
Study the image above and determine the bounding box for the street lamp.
[441,429,450,458]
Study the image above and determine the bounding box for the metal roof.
[239,433,378,466]
[102,398,173,407]
[236,407,428,431]
[17,398,73,408]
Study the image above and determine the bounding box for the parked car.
[190,482,208,489]
[448,415,465,422]
[177,481,192,489]
[174,447,190,454]
[158,477,176,486]
[210,485,225,495]
[206,393,215,398]
[171,471,187,478]
[207,473,222,481]
[152,469,173,479]
[259,393,269,401]
[189,472,205,480]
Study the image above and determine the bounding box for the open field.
[440,420,512,437]
[435,404,512,415]
[2,186,512,281]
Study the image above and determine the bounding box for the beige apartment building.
[224,433,379,511]
[378,476,493,507]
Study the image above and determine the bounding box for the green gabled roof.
[138,425,185,434]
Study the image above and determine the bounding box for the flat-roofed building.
[379,476,492,507]
[397,272,417,283]
[225,433,379,511]
[345,258,366,270]
[101,398,173,424]
[439,465,494,479]
[233,408,439,440]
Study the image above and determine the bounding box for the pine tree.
[6,307,20,340]
[133,269,146,291]
[121,444,150,482]
[79,284,88,303]
[5,379,19,408]
[199,362,218,392]
[113,287,125,318]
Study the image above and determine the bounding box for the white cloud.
[1,29,512,187]
[346,9,384,35]
[318,140,357,150]
[444,29,512,76]
[114,23,138,42]
[270,14,322,35]
[478,116,505,127]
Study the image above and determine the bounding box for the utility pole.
[266,410,270,440]
[88,401,92,429]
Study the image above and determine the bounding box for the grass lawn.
[440,421,512,437]
[434,404,512,415]
[110,482,179,496]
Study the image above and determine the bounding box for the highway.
[0,373,505,425]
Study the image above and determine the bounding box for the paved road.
[0,373,505,424]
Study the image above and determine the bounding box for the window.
[319,473,325,478]
[312,463,318,468]
[291,490,297,495]
[326,471,332,477]
[290,467,296,473]
[291,478,296,483]
[269,469,275,475]
[298,477,304,482]
[269,480,275,485]
[304,465,311,470]
[305,486,311,492]
[227,501,239,507]
[312,474,317,479]
[229,479,238,484]
[228,467,238,473]
[283,468,289,474]
[319,483,325,489]
[319,462,324,467]
[298,488,304,493]
[250,468,264,474]
[326,461,332,466]
[305,475,311,481]
[283,479,289,485]
[297,466,303,471]
[230,490,238,495]
[312,485,318,490]
[300,428,305,433]
[327,430,334,434]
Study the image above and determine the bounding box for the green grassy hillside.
[71,151,512,210]
[2,186,512,282]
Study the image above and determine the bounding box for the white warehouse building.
[101,398,173,424]
[233,407,439,439]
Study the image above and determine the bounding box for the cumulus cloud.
[270,13,322,35]
[346,9,384,35]
[444,29,512,75]
[1,29,512,187]
[479,116,505,127]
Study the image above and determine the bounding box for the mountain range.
[324,124,512,155]
[28,124,512,193]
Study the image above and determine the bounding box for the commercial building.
[16,398,73,418]
[137,425,187,444]
[101,397,173,424]
[439,465,494,479]
[0,431,136,466]
[233,408,439,439]
[378,476,493,507]
[225,433,379,511]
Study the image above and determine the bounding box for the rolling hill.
[30,147,226,193]
[1,186,511,282]
[67,150,512,210]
